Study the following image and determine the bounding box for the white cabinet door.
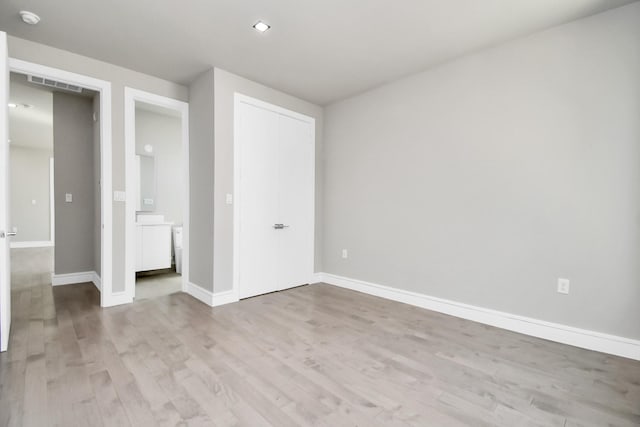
[237,97,315,299]
[138,225,171,272]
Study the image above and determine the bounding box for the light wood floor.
[1,280,639,427]
[136,272,183,301]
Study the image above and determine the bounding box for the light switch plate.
[557,278,570,295]
[113,191,126,202]
[226,193,233,205]
[65,193,72,203]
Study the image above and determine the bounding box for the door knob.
[273,224,290,229]
[0,231,17,238]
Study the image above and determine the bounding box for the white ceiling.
[0,0,636,105]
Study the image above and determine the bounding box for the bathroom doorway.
[124,88,189,301]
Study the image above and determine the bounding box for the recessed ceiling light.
[19,11,41,25]
[144,144,153,153]
[253,21,270,33]
[7,103,17,108]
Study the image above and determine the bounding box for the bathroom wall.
[53,92,97,275]
[9,145,52,242]
[134,107,183,224]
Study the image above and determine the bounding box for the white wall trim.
[315,272,640,361]
[9,58,113,309]
[92,272,102,291]
[52,270,101,291]
[10,241,54,249]
[49,157,55,244]
[124,87,190,303]
[1,32,10,352]
[185,282,239,307]
[102,291,133,308]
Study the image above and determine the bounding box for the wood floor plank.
[2,257,640,427]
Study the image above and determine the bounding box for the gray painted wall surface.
[135,108,183,224]
[322,3,640,339]
[53,92,96,275]
[212,68,324,293]
[10,146,52,242]
[188,69,215,291]
[8,36,189,293]
[93,95,101,276]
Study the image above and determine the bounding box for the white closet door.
[236,97,315,300]
[277,113,314,290]
[238,102,281,298]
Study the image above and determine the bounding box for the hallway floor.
[135,272,182,300]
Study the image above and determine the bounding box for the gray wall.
[188,69,215,291]
[53,92,96,275]
[322,3,640,339]
[135,108,183,224]
[212,68,324,293]
[9,36,189,293]
[9,146,52,242]
[93,95,101,276]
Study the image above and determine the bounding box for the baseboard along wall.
[51,271,101,292]
[313,272,640,361]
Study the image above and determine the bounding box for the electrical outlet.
[557,278,570,295]
[341,249,348,259]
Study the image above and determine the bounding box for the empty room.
[0,1,639,426]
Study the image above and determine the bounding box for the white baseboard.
[52,270,102,293]
[185,282,239,307]
[315,272,640,361]
[52,271,95,286]
[92,272,102,291]
[11,241,54,249]
[102,291,133,308]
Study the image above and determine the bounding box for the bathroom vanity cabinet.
[135,223,172,272]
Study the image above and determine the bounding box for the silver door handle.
[273,224,290,229]
[0,231,17,238]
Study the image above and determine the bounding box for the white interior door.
[277,114,314,289]
[238,102,280,298]
[0,31,12,352]
[237,97,314,299]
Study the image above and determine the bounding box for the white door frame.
[1,32,10,351]
[8,58,115,307]
[232,93,315,299]
[124,87,189,301]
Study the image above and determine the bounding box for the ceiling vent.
[27,75,83,93]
